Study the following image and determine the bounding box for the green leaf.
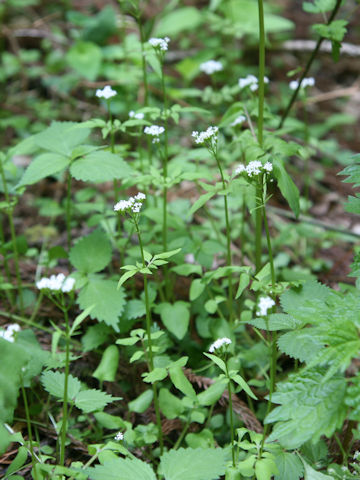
[312,20,347,43]
[255,457,278,480]
[235,272,250,299]
[230,374,257,400]
[265,369,347,449]
[75,389,114,413]
[41,371,81,400]
[155,7,203,37]
[190,278,205,301]
[128,389,153,413]
[171,264,202,276]
[5,445,28,477]
[157,302,190,340]
[169,366,197,400]
[70,305,95,336]
[89,457,156,480]
[302,460,333,479]
[189,192,216,216]
[274,451,304,480]
[273,158,300,218]
[154,248,182,260]
[159,447,227,480]
[70,151,134,183]
[249,314,302,331]
[66,41,102,81]
[303,0,336,13]
[277,330,323,362]
[143,367,168,383]
[203,353,227,373]
[77,277,126,331]
[118,269,138,288]
[17,153,70,187]
[124,299,146,320]
[81,323,111,352]
[69,230,112,274]
[34,121,91,156]
[197,379,227,406]
[159,388,184,419]
[93,345,119,382]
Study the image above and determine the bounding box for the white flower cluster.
[289,77,315,91]
[36,273,75,293]
[235,161,273,178]
[230,115,246,127]
[149,37,170,51]
[238,74,269,92]
[144,125,165,144]
[95,85,117,100]
[129,110,145,120]
[209,337,232,353]
[0,323,20,343]
[192,126,218,145]
[257,296,275,316]
[200,60,223,75]
[114,192,146,214]
[114,431,124,441]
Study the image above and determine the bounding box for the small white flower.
[95,85,117,100]
[0,324,21,343]
[246,160,263,177]
[289,77,315,90]
[114,192,145,214]
[239,75,269,91]
[36,274,75,293]
[192,126,218,145]
[209,337,232,353]
[257,296,275,316]
[230,115,246,127]
[354,450,360,460]
[200,60,223,75]
[235,164,246,175]
[263,162,273,173]
[144,125,165,137]
[149,37,170,51]
[129,111,144,120]
[114,432,124,441]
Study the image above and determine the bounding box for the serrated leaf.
[70,230,112,274]
[124,299,145,320]
[17,153,70,187]
[70,151,134,183]
[74,389,114,413]
[77,276,126,331]
[41,371,81,400]
[277,330,323,362]
[265,369,347,449]
[249,314,302,331]
[89,457,156,480]
[34,122,91,156]
[159,447,227,480]
[274,451,304,480]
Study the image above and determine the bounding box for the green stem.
[225,362,236,467]
[135,220,163,454]
[0,159,24,313]
[21,377,38,480]
[138,17,149,106]
[60,305,70,466]
[278,0,342,128]
[66,171,72,251]
[255,179,263,273]
[214,151,233,325]
[173,420,190,450]
[0,215,14,306]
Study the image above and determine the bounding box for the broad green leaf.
[277,330,323,362]
[69,230,112,274]
[249,314,302,331]
[203,353,227,373]
[34,122,91,156]
[189,192,216,216]
[128,389,153,413]
[255,457,278,480]
[155,7,202,37]
[273,158,300,218]
[274,451,304,480]
[312,20,347,43]
[93,345,119,382]
[70,151,134,183]
[143,367,168,383]
[41,371,81,400]
[303,0,336,13]
[5,445,28,477]
[77,276,126,331]
[171,264,202,276]
[197,379,227,406]
[302,460,333,479]
[190,278,205,301]
[159,447,227,480]
[17,153,70,187]
[123,299,145,320]
[169,366,197,400]
[159,388,184,419]
[70,305,95,336]
[75,389,114,413]
[81,323,111,352]
[66,41,102,81]
[157,302,190,340]
[266,369,347,449]
[89,457,156,480]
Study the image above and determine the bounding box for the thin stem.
[60,305,70,466]
[138,17,149,106]
[66,171,72,250]
[135,220,163,454]
[278,0,342,128]
[214,150,233,325]
[257,0,265,147]
[173,420,190,450]
[255,178,263,273]
[161,65,169,254]
[21,377,38,480]
[225,361,236,468]
[0,215,14,306]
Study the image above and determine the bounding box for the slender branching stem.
[135,220,164,454]
[225,361,236,467]
[0,215,14,305]
[278,0,342,128]
[60,304,70,466]
[21,377,38,480]
[66,171,72,250]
